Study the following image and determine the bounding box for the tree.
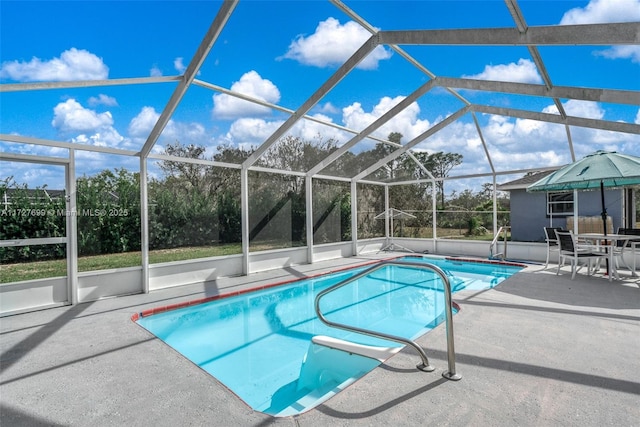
[375,132,403,180]
[159,142,209,193]
[423,152,463,208]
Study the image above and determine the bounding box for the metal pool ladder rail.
[314,260,461,381]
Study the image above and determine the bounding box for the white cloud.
[150,65,163,77]
[128,106,160,137]
[213,71,280,119]
[468,113,571,173]
[463,59,542,84]
[71,150,141,180]
[341,96,431,143]
[213,114,350,153]
[51,99,114,133]
[49,98,142,150]
[71,127,124,148]
[560,0,640,24]
[594,45,640,63]
[225,117,284,146]
[128,106,207,151]
[635,109,640,124]
[543,99,605,120]
[162,121,207,146]
[174,57,186,73]
[88,94,118,107]
[483,115,516,144]
[412,120,493,176]
[292,114,349,143]
[281,17,392,70]
[316,102,339,115]
[0,48,108,82]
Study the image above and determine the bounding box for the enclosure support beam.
[384,186,390,243]
[472,105,640,135]
[492,175,498,240]
[0,134,138,157]
[565,126,576,162]
[66,150,78,305]
[306,177,314,264]
[140,156,149,294]
[0,76,180,93]
[435,77,640,106]
[378,22,640,46]
[241,167,250,275]
[351,181,358,256]
[432,180,437,254]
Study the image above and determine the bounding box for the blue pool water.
[398,256,522,292]
[136,256,522,416]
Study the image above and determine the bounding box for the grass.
[148,244,241,264]
[0,244,242,284]
[1,259,68,283]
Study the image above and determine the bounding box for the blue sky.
[1,0,639,190]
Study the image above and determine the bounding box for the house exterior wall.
[510,189,623,242]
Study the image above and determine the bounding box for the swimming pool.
[135,255,523,417]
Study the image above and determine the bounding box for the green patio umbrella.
[527,150,640,274]
[526,150,640,193]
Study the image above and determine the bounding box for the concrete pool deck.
[1,254,639,426]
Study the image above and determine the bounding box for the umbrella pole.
[600,180,610,275]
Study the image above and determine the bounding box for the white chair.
[611,228,630,272]
[555,231,609,280]
[611,228,640,276]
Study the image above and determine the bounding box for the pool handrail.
[314,260,461,381]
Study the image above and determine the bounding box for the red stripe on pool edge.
[444,256,528,268]
[134,258,389,320]
[131,254,488,321]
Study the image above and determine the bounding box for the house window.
[547,192,573,216]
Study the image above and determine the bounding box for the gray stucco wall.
[510,189,623,242]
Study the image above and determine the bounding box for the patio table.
[576,233,639,280]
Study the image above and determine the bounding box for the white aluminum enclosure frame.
[0,152,77,305]
[1,0,638,310]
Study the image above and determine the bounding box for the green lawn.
[0,244,241,284]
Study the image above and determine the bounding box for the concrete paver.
[1,256,638,426]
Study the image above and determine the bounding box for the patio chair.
[555,231,609,280]
[611,228,640,272]
[622,228,640,277]
[543,227,563,268]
